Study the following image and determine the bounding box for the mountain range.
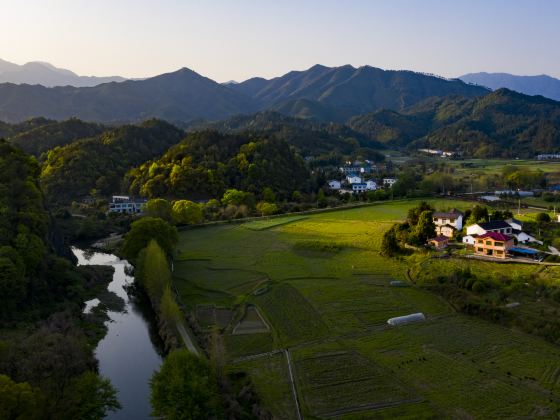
[0,64,488,124]
[0,58,126,87]
[460,72,560,102]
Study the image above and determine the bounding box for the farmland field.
[172,199,560,418]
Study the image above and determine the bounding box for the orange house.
[474,232,514,259]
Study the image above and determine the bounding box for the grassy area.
[173,199,560,418]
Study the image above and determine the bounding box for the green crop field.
[172,199,560,418]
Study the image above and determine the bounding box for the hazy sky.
[2,0,559,82]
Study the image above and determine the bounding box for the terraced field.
[172,199,560,418]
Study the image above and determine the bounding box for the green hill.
[126,131,311,200]
[40,119,184,204]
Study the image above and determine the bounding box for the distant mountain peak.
[459,72,560,101]
[0,58,126,87]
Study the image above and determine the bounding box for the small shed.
[428,235,449,250]
[387,312,426,326]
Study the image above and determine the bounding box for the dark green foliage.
[40,119,184,204]
[348,89,560,157]
[126,131,311,200]
[196,111,385,161]
[8,118,105,157]
[0,374,45,419]
[144,198,173,223]
[407,201,434,225]
[381,225,403,257]
[536,212,551,223]
[150,349,220,419]
[0,314,120,419]
[122,217,178,260]
[413,210,436,244]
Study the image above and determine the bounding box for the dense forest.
[0,140,119,418]
[350,89,560,158]
[40,119,184,204]
[126,131,312,200]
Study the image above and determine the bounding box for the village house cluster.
[429,209,544,260]
[327,161,397,194]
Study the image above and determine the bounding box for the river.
[73,247,164,419]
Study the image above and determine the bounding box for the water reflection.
[73,247,164,419]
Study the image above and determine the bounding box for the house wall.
[474,238,513,259]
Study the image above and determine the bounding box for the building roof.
[477,220,511,230]
[479,231,512,241]
[433,209,463,218]
[506,218,523,226]
[429,235,449,242]
[441,224,457,230]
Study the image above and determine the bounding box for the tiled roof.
[478,220,511,230]
[433,209,463,218]
[430,235,449,242]
[479,231,512,241]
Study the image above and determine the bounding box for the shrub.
[122,217,178,260]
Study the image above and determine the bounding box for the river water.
[73,248,164,419]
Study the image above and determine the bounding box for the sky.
[1,0,559,82]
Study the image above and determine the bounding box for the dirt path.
[176,321,199,356]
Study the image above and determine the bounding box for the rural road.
[176,321,199,355]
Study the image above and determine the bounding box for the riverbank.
[74,248,165,420]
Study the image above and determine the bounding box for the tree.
[466,205,488,225]
[150,349,220,420]
[160,285,182,324]
[256,202,278,216]
[221,189,247,206]
[381,226,401,257]
[0,375,44,420]
[407,201,434,226]
[60,372,120,420]
[122,217,178,260]
[262,187,276,203]
[414,210,436,244]
[136,239,172,301]
[144,198,173,223]
[172,200,203,225]
[536,212,551,223]
[317,188,327,208]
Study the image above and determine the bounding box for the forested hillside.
[348,89,560,157]
[8,118,106,156]
[126,131,311,200]
[192,111,385,163]
[40,119,184,203]
[0,140,120,418]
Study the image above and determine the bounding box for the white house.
[347,175,362,184]
[513,231,542,245]
[466,221,513,236]
[328,180,341,190]
[506,218,523,231]
[558,214,560,223]
[352,183,368,192]
[366,180,377,190]
[433,209,463,238]
[462,235,477,246]
[108,197,146,214]
[383,178,397,187]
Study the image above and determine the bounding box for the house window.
[477,239,483,244]
[477,247,483,252]
[485,241,492,246]
[496,250,503,255]
[495,242,503,247]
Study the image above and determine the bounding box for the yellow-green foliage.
[138,239,171,300]
[160,285,182,323]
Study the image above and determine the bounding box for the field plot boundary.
[232,305,271,335]
[319,397,425,418]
